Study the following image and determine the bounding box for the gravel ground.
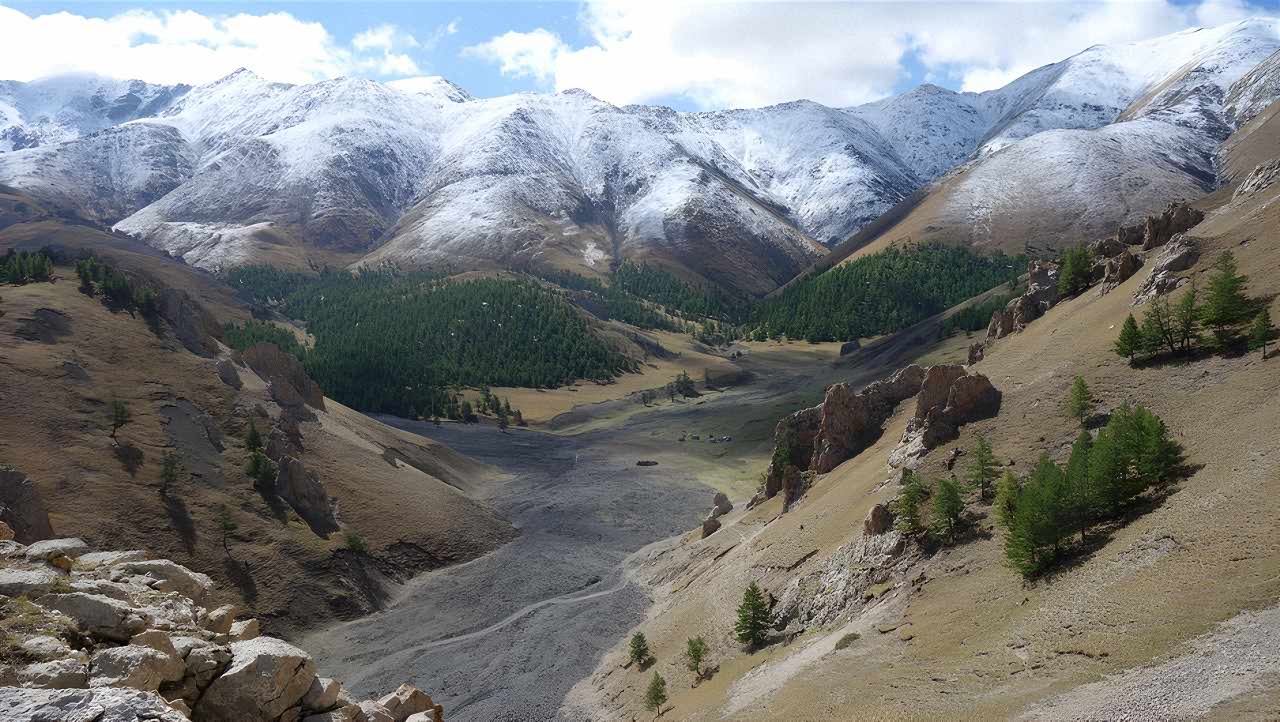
[302,419,711,722]
[1022,605,1280,721]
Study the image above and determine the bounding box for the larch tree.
[1114,314,1143,364]
[1067,376,1093,426]
[1200,251,1250,341]
[966,434,998,500]
[734,582,772,650]
[644,672,668,719]
[1250,309,1276,358]
[628,632,653,668]
[931,476,964,545]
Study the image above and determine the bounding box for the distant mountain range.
[2,17,1277,294]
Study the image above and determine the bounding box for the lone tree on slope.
[735,581,772,650]
[1201,251,1250,341]
[1114,314,1143,364]
[931,476,964,545]
[684,636,708,678]
[1067,376,1093,426]
[109,400,132,441]
[644,671,668,719]
[1251,309,1276,358]
[966,434,998,500]
[628,632,653,668]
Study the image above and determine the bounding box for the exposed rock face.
[711,492,732,519]
[1100,249,1142,294]
[863,503,893,536]
[762,405,823,499]
[701,517,722,539]
[1134,235,1200,305]
[1141,201,1204,251]
[890,366,1001,470]
[157,288,223,357]
[215,359,242,389]
[241,342,326,416]
[0,465,54,543]
[839,339,861,356]
[775,529,910,630]
[272,457,338,538]
[987,261,1061,340]
[967,342,984,365]
[2,538,447,721]
[1234,158,1280,199]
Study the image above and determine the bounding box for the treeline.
[1115,251,1276,363]
[222,319,306,358]
[999,401,1183,578]
[75,256,158,316]
[223,265,634,418]
[534,268,677,331]
[1,250,53,284]
[750,243,1024,342]
[613,260,749,323]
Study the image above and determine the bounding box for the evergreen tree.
[895,472,928,535]
[245,420,263,452]
[994,471,1020,529]
[1172,281,1200,353]
[246,450,277,486]
[159,451,184,493]
[930,476,964,544]
[1066,375,1093,426]
[684,637,708,677]
[513,409,526,426]
[734,582,772,650]
[1064,431,1097,543]
[1114,314,1143,364]
[643,672,668,719]
[1057,246,1094,297]
[1250,308,1276,358]
[628,632,652,668]
[1140,295,1178,356]
[109,400,131,440]
[966,434,997,500]
[1200,251,1250,341]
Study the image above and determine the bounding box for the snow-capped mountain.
[1,18,1278,292]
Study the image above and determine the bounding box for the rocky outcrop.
[1,538,446,722]
[759,365,926,508]
[986,261,1060,340]
[863,504,893,536]
[890,365,1001,470]
[0,466,54,544]
[839,339,861,356]
[1099,249,1142,294]
[967,342,984,365]
[1234,158,1280,200]
[272,457,339,538]
[775,529,911,630]
[241,343,326,416]
[1133,235,1200,305]
[157,288,224,358]
[215,359,242,390]
[701,517,721,539]
[1140,202,1203,251]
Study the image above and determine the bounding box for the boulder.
[204,604,240,635]
[701,517,721,539]
[0,567,60,597]
[304,705,366,722]
[215,359,243,389]
[194,636,318,722]
[405,709,445,722]
[709,492,732,519]
[863,503,893,536]
[75,550,149,571]
[1100,249,1142,294]
[19,658,89,689]
[36,592,149,642]
[302,676,343,712]
[89,644,185,690]
[1133,235,1200,305]
[359,701,396,722]
[839,339,861,356]
[20,635,77,662]
[762,404,822,497]
[987,261,1060,340]
[230,618,261,641]
[25,537,89,564]
[967,342,984,365]
[119,559,212,606]
[0,686,189,722]
[944,373,1002,424]
[273,457,339,538]
[0,520,13,541]
[181,643,233,699]
[0,466,54,544]
[378,683,434,721]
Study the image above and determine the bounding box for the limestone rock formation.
[890,366,1001,470]
[701,517,722,539]
[0,466,54,544]
[1141,202,1204,251]
[156,288,223,357]
[863,504,893,536]
[0,537,447,722]
[272,457,339,538]
[986,261,1061,340]
[215,359,242,390]
[1234,158,1280,199]
[967,342,984,365]
[1134,235,1200,305]
[1099,249,1142,294]
[240,342,326,417]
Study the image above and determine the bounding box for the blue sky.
[3,1,1279,110]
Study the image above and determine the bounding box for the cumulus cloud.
[465,0,1276,108]
[0,5,427,84]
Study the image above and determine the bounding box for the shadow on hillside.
[113,442,144,476]
[160,490,197,554]
[224,557,258,604]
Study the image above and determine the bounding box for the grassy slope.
[568,110,1280,720]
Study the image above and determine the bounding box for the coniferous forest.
[750,243,1023,342]
[224,265,636,417]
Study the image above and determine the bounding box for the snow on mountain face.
[1225,46,1280,125]
[0,75,188,152]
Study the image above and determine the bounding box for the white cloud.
[464,0,1275,108]
[0,5,426,84]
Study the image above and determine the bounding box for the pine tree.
[1200,251,1250,341]
[1140,295,1178,356]
[684,637,708,677]
[245,420,263,452]
[1173,281,1200,353]
[931,476,964,545]
[1067,376,1093,426]
[895,472,928,535]
[966,434,997,500]
[1250,308,1276,358]
[1057,246,1093,297]
[644,672,668,719]
[734,581,772,650]
[1114,313,1143,364]
[246,450,277,486]
[109,400,131,440]
[1064,431,1096,543]
[628,632,652,668]
[994,471,1020,529]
